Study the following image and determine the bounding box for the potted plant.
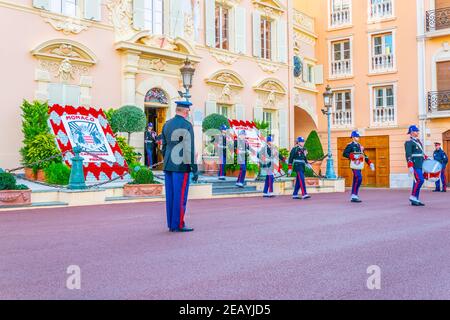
[304,130,325,177]
[201,113,229,176]
[123,165,163,197]
[24,132,61,182]
[44,163,71,186]
[0,172,31,207]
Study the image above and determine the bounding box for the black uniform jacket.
[161,115,198,173]
[288,146,308,172]
[405,138,425,170]
[343,142,371,165]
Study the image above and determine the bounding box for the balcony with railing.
[332,110,353,127]
[369,0,393,21]
[330,9,351,28]
[426,7,450,33]
[330,59,352,78]
[371,53,395,73]
[428,91,450,117]
[373,106,396,125]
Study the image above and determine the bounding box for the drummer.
[404,125,428,206]
[433,142,448,193]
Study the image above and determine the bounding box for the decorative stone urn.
[0,190,32,207]
[202,155,219,177]
[305,177,320,187]
[123,183,163,197]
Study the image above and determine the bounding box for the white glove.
[409,167,414,175]
[370,163,375,171]
[288,169,292,176]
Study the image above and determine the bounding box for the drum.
[350,153,365,170]
[422,159,443,182]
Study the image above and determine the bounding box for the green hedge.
[202,113,229,133]
[304,131,324,161]
[44,163,71,185]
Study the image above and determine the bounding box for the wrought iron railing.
[426,7,450,32]
[428,90,450,112]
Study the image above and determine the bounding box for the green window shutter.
[277,19,287,63]
[278,109,288,148]
[84,0,102,21]
[170,0,184,38]
[252,12,261,57]
[234,7,246,54]
[133,0,146,30]
[235,104,245,120]
[33,0,50,10]
[205,101,217,116]
[205,0,216,47]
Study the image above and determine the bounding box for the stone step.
[212,189,262,196]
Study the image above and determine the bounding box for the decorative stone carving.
[265,90,276,107]
[107,0,134,41]
[206,70,245,88]
[139,58,168,72]
[50,44,81,58]
[257,60,280,73]
[211,50,240,65]
[220,84,232,102]
[252,0,284,18]
[39,59,90,82]
[254,78,287,96]
[184,13,194,37]
[137,35,178,51]
[43,15,90,35]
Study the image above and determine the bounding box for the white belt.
[411,154,424,158]
[294,160,306,163]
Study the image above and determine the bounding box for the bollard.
[68,146,87,190]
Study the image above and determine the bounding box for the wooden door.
[444,130,450,187]
[337,136,390,188]
[436,0,450,10]
[437,61,450,92]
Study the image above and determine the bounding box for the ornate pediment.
[31,40,98,65]
[205,70,245,89]
[253,0,285,16]
[253,78,287,95]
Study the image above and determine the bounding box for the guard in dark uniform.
[288,137,312,200]
[161,100,198,232]
[343,131,375,203]
[217,124,229,181]
[236,130,249,188]
[259,135,275,198]
[145,122,157,167]
[405,125,427,206]
[433,142,448,192]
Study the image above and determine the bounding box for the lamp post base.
[325,157,338,180]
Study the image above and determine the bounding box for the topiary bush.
[110,105,147,144]
[0,172,17,190]
[304,130,325,161]
[24,133,61,171]
[44,163,71,185]
[129,166,156,185]
[202,113,229,133]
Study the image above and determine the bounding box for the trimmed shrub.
[110,105,147,143]
[129,166,155,185]
[202,113,229,133]
[44,163,71,185]
[304,131,325,161]
[0,173,17,190]
[24,133,61,171]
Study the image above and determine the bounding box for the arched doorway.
[444,130,450,187]
[294,107,318,143]
[144,87,169,167]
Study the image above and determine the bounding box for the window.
[144,0,164,34]
[145,88,168,105]
[369,0,393,20]
[263,110,273,133]
[307,65,314,83]
[217,104,232,118]
[330,39,352,77]
[260,17,272,60]
[215,4,229,50]
[330,0,351,27]
[371,32,394,72]
[332,90,352,127]
[372,85,396,124]
[48,83,81,107]
[50,0,78,17]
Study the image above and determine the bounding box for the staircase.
[211,180,261,197]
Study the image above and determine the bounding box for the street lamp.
[322,85,338,180]
[179,57,196,102]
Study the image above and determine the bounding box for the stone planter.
[226,169,257,179]
[202,155,219,177]
[0,190,31,207]
[36,169,46,182]
[24,168,36,180]
[123,183,163,197]
[305,177,320,187]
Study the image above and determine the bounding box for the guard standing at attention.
[288,137,312,200]
[217,124,229,181]
[236,130,250,188]
[145,122,157,167]
[161,100,198,232]
[405,125,427,206]
[343,131,375,203]
[433,142,448,193]
[259,135,275,198]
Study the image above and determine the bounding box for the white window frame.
[143,0,164,35]
[328,0,352,29]
[328,36,353,79]
[49,0,79,17]
[369,81,398,127]
[368,0,395,23]
[260,16,273,60]
[368,29,397,74]
[331,87,354,129]
[48,83,81,107]
[214,3,231,50]
[263,109,276,134]
[217,103,234,119]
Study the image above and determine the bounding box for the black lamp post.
[179,57,196,102]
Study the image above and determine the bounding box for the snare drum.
[422,159,443,182]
